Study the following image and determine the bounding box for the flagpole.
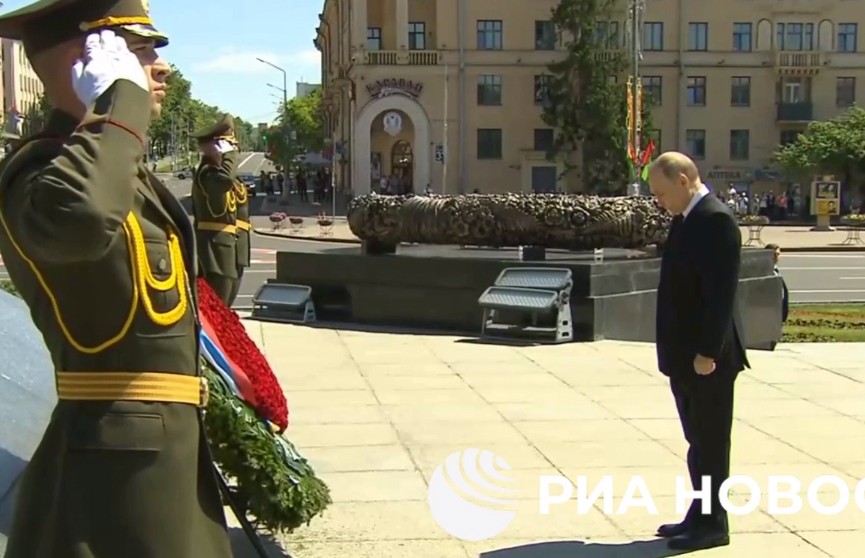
[629,0,644,188]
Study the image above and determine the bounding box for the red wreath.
[197,277,289,431]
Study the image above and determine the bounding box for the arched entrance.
[391,140,413,192]
[353,93,431,195]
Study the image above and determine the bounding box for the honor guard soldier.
[230,173,251,305]
[0,0,234,556]
[192,114,239,305]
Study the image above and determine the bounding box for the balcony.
[363,50,441,66]
[776,102,813,122]
[774,51,824,75]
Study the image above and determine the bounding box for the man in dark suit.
[648,151,749,551]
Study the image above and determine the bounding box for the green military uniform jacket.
[0,81,232,558]
[234,180,251,267]
[192,152,238,278]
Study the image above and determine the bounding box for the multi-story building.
[296,81,321,98]
[315,0,865,195]
[2,38,45,139]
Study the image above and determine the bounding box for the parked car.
[237,173,256,196]
[174,166,193,180]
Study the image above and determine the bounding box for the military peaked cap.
[0,0,168,53]
[194,114,236,142]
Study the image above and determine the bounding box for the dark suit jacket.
[656,194,749,377]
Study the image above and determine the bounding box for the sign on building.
[366,78,423,99]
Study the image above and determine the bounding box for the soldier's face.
[122,33,171,119]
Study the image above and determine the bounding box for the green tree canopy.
[264,88,324,168]
[774,106,865,191]
[542,0,653,193]
[148,65,256,159]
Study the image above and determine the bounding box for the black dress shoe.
[656,521,689,538]
[667,528,730,550]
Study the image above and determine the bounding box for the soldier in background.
[192,114,239,304]
[0,0,233,555]
[230,172,251,305]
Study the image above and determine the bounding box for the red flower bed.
[197,277,289,431]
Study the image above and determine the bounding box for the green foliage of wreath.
[201,360,331,533]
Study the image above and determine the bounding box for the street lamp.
[257,57,291,181]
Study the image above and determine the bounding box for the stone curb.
[253,229,361,244]
[254,229,864,252]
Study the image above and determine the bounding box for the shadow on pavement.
[229,527,290,557]
[477,539,688,558]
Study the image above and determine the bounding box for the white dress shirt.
[682,184,710,219]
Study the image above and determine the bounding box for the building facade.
[2,39,44,139]
[315,0,865,195]
[296,81,321,98]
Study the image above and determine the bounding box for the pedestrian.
[191,113,240,305]
[0,0,233,556]
[647,151,749,551]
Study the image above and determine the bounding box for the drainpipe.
[675,0,685,150]
[457,0,466,193]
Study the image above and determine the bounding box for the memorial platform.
[274,244,782,347]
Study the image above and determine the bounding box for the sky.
[1,0,323,125]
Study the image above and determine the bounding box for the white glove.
[215,140,236,154]
[71,30,149,107]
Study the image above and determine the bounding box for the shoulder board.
[0,135,65,196]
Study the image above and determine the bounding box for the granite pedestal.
[0,291,55,551]
[273,244,783,346]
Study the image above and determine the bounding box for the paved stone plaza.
[238,320,865,557]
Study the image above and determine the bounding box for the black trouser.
[204,273,235,306]
[227,266,245,307]
[670,371,736,531]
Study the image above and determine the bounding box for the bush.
[0,279,17,296]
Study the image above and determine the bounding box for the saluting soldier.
[0,1,233,556]
[192,114,239,305]
[230,173,252,305]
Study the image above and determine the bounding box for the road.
[160,151,275,199]
[779,252,865,303]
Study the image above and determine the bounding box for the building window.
[838,23,858,53]
[776,23,814,51]
[732,22,752,52]
[534,128,554,152]
[477,20,503,50]
[534,75,551,105]
[779,130,799,146]
[688,22,708,51]
[535,21,556,50]
[687,76,706,106]
[477,74,502,105]
[836,77,856,107]
[730,129,750,160]
[643,22,663,51]
[685,129,706,159]
[408,22,426,50]
[595,21,620,49]
[477,129,502,159]
[641,76,662,105]
[730,76,751,106]
[367,27,381,50]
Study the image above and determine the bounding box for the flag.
[639,140,657,181]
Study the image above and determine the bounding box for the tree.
[774,106,865,193]
[148,66,256,162]
[542,0,652,193]
[265,88,324,167]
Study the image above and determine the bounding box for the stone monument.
[0,290,55,552]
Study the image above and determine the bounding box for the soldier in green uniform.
[231,172,252,305]
[0,1,233,556]
[191,114,239,305]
